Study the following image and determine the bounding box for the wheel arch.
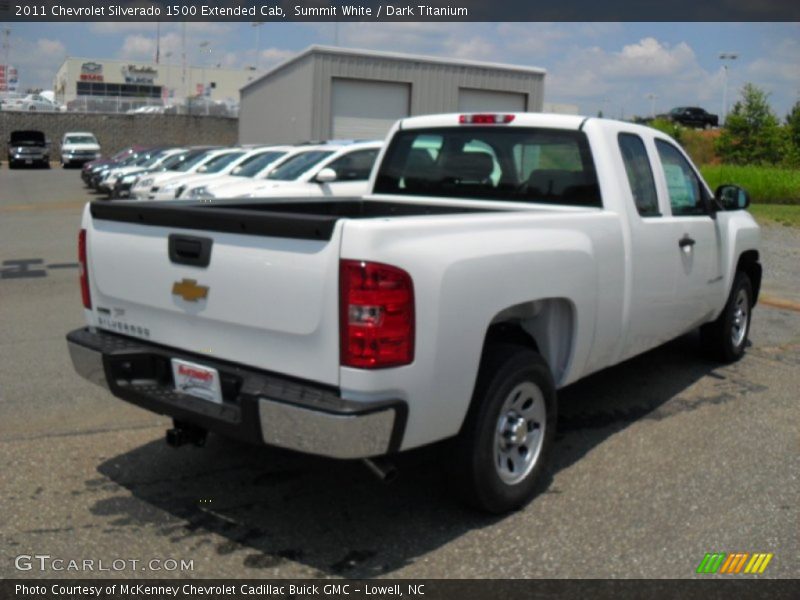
[736,250,761,307]
[480,298,576,388]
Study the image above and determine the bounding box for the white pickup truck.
[67,113,761,513]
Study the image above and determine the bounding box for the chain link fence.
[1,92,238,117]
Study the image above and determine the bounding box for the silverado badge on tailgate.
[172,279,209,302]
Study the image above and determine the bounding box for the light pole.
[2,28,10,95]
[252,22,264,72]
[646,93,657,119]
[719,52,739,124]
[199,41,210,98]
[164,51,173,100]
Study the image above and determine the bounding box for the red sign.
[80,73,104,82]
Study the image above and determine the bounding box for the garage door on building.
[331,78,410,140]
[458,88,527,112]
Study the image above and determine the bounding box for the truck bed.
[90,198,499,241]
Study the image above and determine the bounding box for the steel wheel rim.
[494,381,546,485]
[731,288,749,348]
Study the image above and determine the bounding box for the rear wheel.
[701,271,753,363]
[446,344,557,513]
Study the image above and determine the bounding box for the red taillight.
[459,113,515,125]
[340,260,414,369]
[78,229,91,309]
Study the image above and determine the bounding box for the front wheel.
[445,344,557,513]
[701,272,753,363]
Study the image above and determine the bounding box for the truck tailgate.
[85,204,343,387]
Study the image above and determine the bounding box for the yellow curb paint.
[760,294,800,312]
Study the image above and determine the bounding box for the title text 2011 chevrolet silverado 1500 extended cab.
[67,113,760,513]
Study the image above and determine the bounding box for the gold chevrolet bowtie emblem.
[172,279,209,302]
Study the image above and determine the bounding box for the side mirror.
[315,167,337,183]
[197,165,208,173]
[231,166,242,175]
[715,184,750,210]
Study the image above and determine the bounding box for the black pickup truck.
[664,107,719,129]
[7,130,50,168]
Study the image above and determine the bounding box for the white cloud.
[608,38,696,77]
[544,37,718,117]
[442,36,497,61]
[259,48,296,68]
[119,34,157,60]
[5,38,66,92]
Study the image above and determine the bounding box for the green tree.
[648,117,684,144]
[786,100,800,151]
[716,83,783,165]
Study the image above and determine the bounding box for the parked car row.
[0,93,65,112]
[80,140,383,201]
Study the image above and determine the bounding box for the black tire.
[445,344,557,513]
[701,272,753,363]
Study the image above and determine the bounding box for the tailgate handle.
[168,234,212,267]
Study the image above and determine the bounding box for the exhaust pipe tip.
[362,458,398,484]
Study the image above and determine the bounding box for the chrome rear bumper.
[66,328,404,459]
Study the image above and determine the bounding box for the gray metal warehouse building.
[238,45,546,144]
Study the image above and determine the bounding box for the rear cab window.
[374,127,602,207]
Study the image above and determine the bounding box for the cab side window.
[655,140,707,216]
[618,133,660,217]
[327,149,379,182]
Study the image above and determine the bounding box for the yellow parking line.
[761,294,800,313]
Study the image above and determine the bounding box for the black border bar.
[2,0,799,22]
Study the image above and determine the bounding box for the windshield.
[160,153,191,170]
[231,151,287,177]
[65,135,97,145]
[201,151,246,173]
[266,150,334,181]
[133,152,161,166]
[111,148,132,160]
[176,151,214,172]
[140,151,171,168]
[373,127,601,207]
[119,153,142,166]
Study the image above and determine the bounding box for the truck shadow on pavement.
[93,332,750,577]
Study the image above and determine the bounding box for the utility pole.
[164,51,173,99]
[646,92,657,119]
[155,22,161,64]
[719,52,739,124]
[2,28,10,94]
[252,22,264,71]
[199,41,210,98]
[181,23,187,101]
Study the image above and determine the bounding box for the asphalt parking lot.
[1,166,797,579]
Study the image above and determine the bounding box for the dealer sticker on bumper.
[171,358,223,404]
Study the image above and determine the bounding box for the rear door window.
[618,133,660,217]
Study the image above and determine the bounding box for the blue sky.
[6,22,799,118]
